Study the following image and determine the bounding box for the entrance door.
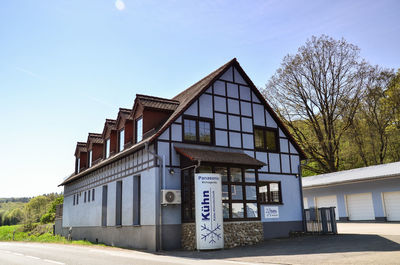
[383,191,400,221]
[346,193,375,220]
[316,195,339,220]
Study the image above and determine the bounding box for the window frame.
[105,138,110,159]
[182,115,214,145]
[254,126,280,152]
[181,165,260,223]
[76,157,80,174]
[135,117,143,143]
[258,181,283,205]
[118,129,125,152]
[88,150,92,168]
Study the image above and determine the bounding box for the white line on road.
[43,259,66,265]
[0,249,65,265]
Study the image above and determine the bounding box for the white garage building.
[302,161,400,222]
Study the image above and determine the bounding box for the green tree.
[24,196,52,223]
[264,35,368,173]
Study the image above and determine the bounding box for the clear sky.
[0,0,399,197]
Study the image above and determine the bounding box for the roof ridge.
[119,108,131,113]
[172,58,236,101]
[88,133,102,137]
[136,94,180,103]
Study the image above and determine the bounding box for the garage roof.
[302,161,400,188]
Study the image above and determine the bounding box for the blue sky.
[0,0,399,197]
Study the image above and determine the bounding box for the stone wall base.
[182,221,263,250]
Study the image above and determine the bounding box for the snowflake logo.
[201,223,222,244]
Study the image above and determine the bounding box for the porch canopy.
[174,144,265,168]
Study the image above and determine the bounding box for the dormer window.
[105,138,110,158]
[77,158,80,174]
[136,117,143,143]
[88,150,92,167]
[119,129,125,152]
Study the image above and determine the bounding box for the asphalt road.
[0,242,267,265]
[1,223,400,265]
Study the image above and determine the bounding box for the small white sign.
[195,173,224,250]
[264,206,279,218]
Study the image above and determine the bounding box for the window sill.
[260,202,283,205]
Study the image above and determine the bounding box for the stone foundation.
[182,221,263,250]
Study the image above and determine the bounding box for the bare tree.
[263,35,367,173]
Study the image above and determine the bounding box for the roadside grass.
[0,224,102,246]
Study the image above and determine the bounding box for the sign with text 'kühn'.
[195,173,224,250]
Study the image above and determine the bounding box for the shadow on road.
[162,234,400,260]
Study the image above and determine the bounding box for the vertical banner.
[195,173,224,250]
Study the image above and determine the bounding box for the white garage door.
[316,195,339,220]
[383,191,400,221]
[346,193,375,220]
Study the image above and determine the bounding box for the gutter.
[145,142,164,251]
[302,173,400,190]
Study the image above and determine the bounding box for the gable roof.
[74,142,87,156]
[116,108,132,127]
[61,58,306,186]
[135,94,179,112]
[102,119,117,137]
[149,58,306,159]
[303,161,400,188]
[87,133,103,146]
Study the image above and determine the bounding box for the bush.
[40,213,55,224]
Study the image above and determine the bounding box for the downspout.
[298,159,308,233]
[145,141,164,251]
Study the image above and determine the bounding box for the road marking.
[43,259,66,265]
[0,249,65,265]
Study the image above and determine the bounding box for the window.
[116,181,122,226]
[101,185,108,226]
[136,117,143,143]
[119,129,125,152]
[76,193,79,205]
[88,190,91,202]
[76,158,80,174]
[92,189,95,201]
[88,150,92,167]
[259,182,282,204]
[254,127,279,152]
[181,166,258,222]
[105,139,110,158]
[133,175,140,225]
[84,191,87,203]
[183,117,212,144]
[73,194,75,205]
[222,168,258,220]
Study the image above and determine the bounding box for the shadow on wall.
[164,234,400,259]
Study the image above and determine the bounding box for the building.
[58,58,306,251]
[303,161,400,222]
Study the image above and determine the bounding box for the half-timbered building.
[58,58,306,251]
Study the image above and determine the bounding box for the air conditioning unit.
[161,189,181,204]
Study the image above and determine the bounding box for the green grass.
[0,224,102,246]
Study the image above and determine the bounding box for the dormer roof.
[116,108,132,128]
[74,142,87,156]
[87,133,103,147]
[102,119,117,138]
[134,94,179,112]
